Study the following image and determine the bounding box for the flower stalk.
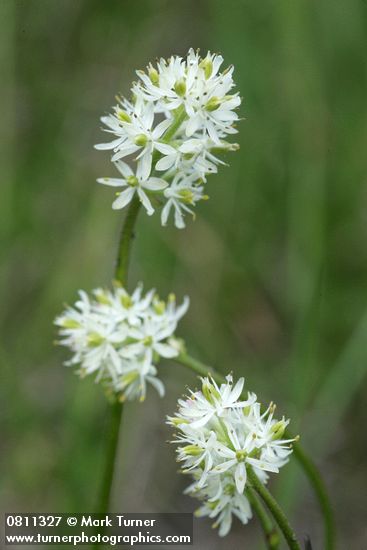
[96,400,124,515]
[291,442,335,550]
[247,466,301,550]
[94,197,141,541]
[115,196,141,284]
[246,486,280,549]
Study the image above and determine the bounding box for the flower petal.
[235,462,247,494]
[112,187,135,210]
[154,342,178,358]
[137,188,154,215]
[97,178,126,187]
[143,178,168,191]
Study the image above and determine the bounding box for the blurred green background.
[1,0,367,548]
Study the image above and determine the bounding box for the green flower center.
[127,175,139,187]
[236,450,247,462]
[143,335,153,346]
[134,134,148,147]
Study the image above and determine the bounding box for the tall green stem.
[115,196,141,284]
[292,443,334,550]
[96,401,125,515]
[174,351,335,549]
[94,197,141,550]
[247,467,301,550]
[246,487,280,549]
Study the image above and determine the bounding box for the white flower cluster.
[167,375,295,536]
[55,284,189,402]
[96,49,241,228]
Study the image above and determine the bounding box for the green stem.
[247,467,301,550]
[247,487,280,549]
[175,351,335,549]
[161,105,187,143]
[292,443,335,550]
[96,401,124,515]
[177,352,218,378]
[150,105,187,169]
[115,195,141,284]
[94,198,141,549]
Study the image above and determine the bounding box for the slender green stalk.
[161,105,187,143]
[247,467,301,550]
[177,352,218,378]
[96,400,124,515]
[246,486,280,549]
[94,197,141,549]
[174,351,335,549]
[115,196,141,284]
[292,443,335,550]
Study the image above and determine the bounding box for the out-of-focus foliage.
[1,1,367,547]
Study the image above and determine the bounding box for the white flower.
[135,49,240,143]
[114,357,165,402]
[95,50,241,228]
[122,317,179,365]
[191,474,252,536]
[97,161,167,215]
[94,284,155,327]
[96,101,176,180]
[161,174,207,229]
[54,291,127,383]
[163,293,190,324]
[167,376,296,536]
[55,284,189,402]
[176,374,256,428]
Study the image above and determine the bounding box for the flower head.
[168,375,296,536]
[55,284,189,402]
[96,49,241,228]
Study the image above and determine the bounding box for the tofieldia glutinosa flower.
[167,375,296,536]
[95,49,241,228]
[55,284,189,402]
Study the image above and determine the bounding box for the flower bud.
[120,371,139,386]
[202,378,220,403]
[148,65,159,85]
[270,420,287,440]
[60,318,81,329]
[205,96,221,112]
[95,291,111,305]
[182,444,202,456]
[120,294,132,308]
[117,110,131,123]
[174,78,187,97]
[199,57,213,79]
[153,298,166,315]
